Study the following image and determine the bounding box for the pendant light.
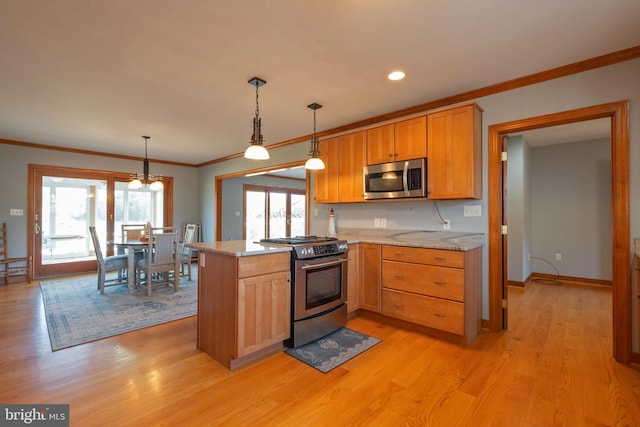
[129,136,164,191]
[304,103,325,170]
[244,77,269,160]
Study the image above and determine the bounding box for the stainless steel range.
[259,236,349,348]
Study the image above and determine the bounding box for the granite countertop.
[188,228,484,257]
[336,228,485,251]
[187,241,291,257]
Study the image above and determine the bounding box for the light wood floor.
[1,278,639,426]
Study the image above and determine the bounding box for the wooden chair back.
[0,222,32,284]
[121,223,146,241]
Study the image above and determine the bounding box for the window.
[30,164,172,277]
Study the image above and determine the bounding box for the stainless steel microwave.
[363,158,427,200]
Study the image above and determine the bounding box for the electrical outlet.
[555,253,562,261]
[10,209,23,216]
[464,205,482,217]
[443,219,450,230]
[374,218,381,228]
[380,218,387,228]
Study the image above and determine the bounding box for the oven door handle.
[300,257,348,270]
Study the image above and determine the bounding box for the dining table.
[106,238,149,293]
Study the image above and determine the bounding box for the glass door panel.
[245,190,266,241]
[268,192,287,238]
[243,185,305,239]
[41,177,106,265]
[290,194,306,237]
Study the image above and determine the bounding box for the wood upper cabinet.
[314,131,366,203]
[338,131,366,202]
[366,123,395,165]
[427,103,482,199]
[366,116,427,165]
[359,243,381,312]
[314,136,339,203]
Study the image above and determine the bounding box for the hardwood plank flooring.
[1,278,639,426]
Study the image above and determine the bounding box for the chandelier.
[304,103,325,170]
[128,136,164,191]
[244,77,269,160]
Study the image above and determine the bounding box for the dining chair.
[0,223,32,285]
[88,226,128,293]
[179,223,198,281]
[135,226,180,296]
[119,223,147,255]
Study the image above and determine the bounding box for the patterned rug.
[40,270,197,351]
[285,327,381,373]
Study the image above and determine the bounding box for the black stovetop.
[259,235,338,245]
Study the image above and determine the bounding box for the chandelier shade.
[304,102,325,170]
[129,136,163,191]
[244,77,269,160]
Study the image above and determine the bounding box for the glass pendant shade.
[244,144,269,160]
[128,179,142,190]
[149,180,164,191]
[305,156,325,170]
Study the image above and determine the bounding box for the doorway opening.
[488,101,631,363]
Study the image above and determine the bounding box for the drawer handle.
[435,281,447,286]
[393,304,405,310]
[434,257,447,261]
[394,275,405,280]
[394,253,405,257]
[434,313,447,318]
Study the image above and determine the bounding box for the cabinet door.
[347,243,360,313]
[395,116,427,161]
[359,243,381,312]
[366,123,395,165]
[236,270,291,357]
[338,131,366,202]
[427,104,482,199]
[313,136,339,203]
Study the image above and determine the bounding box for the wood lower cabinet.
[377,245,482,344]
[427,103,482,199]
[197,251,291,369]
[347,243,360,313]
[359,243,381,312]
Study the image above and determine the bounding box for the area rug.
[285,327,381,373]
[40,270,197,351]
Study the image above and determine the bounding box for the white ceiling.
[0,1,638,165]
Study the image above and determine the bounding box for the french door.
[29,165,172,278]
[243,184,305,241]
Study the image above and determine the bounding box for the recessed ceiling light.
[387,71,405,81]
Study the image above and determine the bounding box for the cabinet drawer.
[382,260,464,301]
[382,289,464,335]
[237,252,290,278]
[382,245,464,268]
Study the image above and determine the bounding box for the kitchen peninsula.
[188,230,484,369]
